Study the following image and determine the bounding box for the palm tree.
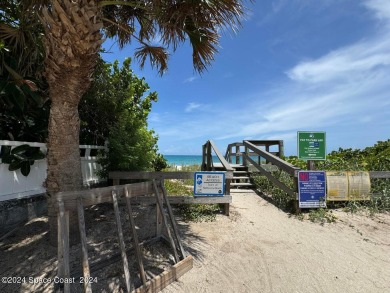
[28,0,246,244]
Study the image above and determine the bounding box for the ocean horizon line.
[163,154,218,166]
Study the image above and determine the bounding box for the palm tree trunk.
[40,0,103,246]
[46,88,84,246]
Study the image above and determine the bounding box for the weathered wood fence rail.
[108,171,232,215]
[225,140,284,165]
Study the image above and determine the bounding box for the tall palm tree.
[37,0,246,244]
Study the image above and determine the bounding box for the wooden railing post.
[202,144,206,171]
[206,142,212,171]
[243,145,248,167]
[235,144,240,164]
[279,140,284,158]
[224,177,231,216]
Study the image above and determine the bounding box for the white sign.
[194,172,225,196]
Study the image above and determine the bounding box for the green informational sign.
[297,131,326,160]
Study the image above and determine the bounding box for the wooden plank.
[131,255,193,293]
[109,171,234,180]
[153,180,180,263]
[124,187,147,285]
[112,191,131,293]
[77,198,92,293]
[59,194,232,211]
[155,186,163,238]
[110,171,193,180]
[57,193,232,211]
[160,181,186,259]
[245,154,296,197]
[224,179,231,216]
[369,171,390,178]
[58,201,70,293]
[54,182,154,210]
[128,195,232,205]
[244,140,300,176]
[206,142,212,170]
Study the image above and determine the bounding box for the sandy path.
[164,190,390,293]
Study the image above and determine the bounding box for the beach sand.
[1,190,389,292]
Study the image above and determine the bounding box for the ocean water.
[163,155,218,166]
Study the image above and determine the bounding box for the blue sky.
[102,0,390,156]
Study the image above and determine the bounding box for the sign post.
[298,171,326,208]
[194,172,225,197]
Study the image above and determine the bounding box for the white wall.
[0,140,105,201]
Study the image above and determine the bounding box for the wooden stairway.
[230,164,253,189]
[213,163,253,189]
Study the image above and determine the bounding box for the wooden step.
[230,182,253,187]
[232,176,250,180]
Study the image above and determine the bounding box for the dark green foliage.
[0,1,49,142]
[152,154,168,172]
[0,144,45,176]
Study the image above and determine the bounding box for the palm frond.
[134,45,168,75]
[100,0,245,73]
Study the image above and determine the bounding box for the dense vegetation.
[0,1,48,142]
[79,58,166,176]
[252,139,390,217]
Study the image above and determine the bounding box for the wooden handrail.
[109,171,234,180]
[202,140,234,171]
[243,154,296,197]
[243,140,300,177]
[369,171,390,178]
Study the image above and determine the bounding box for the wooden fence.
[55,181,193,293]
[109,171,233,215]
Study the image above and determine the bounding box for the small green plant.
[164,179,193,196]
[308,208,337,225]
[369,188,390,212]
[177,204,220,222]
[344,200,364,214]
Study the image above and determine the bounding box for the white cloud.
[364,0,390,22]
[286,39,390,84]
[185,102,202,112]
[183,76,198,83]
